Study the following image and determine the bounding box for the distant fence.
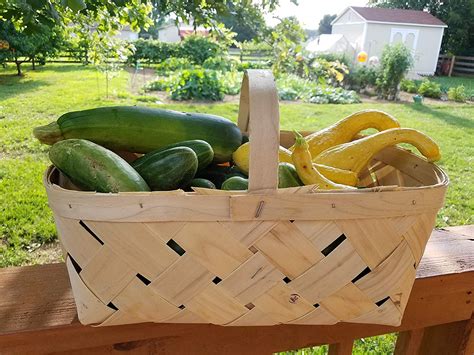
[437,54,474,77]
[229,48,272,63]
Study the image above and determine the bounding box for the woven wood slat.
[44,70,448,327]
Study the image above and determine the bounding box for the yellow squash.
[313,128,441,176]
[233,142,358,185]
[292,133,355,190]
[290,110,401,156]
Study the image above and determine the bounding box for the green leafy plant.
[267,17,307,76]
[217,71,243,95]
[170,69,224,101]
[237,61,271,71]
[448,85,467,102]
[155,57,194,72]
[203,56,238,72]
[400,79,419,93]
[276,74,360,104]
[346,65,379,91]
[418,80,442,98]
[376,43,413,100]
[179,35,223,65]
[127,39,180,64]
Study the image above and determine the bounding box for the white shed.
[331,6,447,76]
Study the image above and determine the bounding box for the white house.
[330,6,447,76]
[156,23,210,43]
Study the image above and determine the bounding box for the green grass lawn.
[0,63,472,354]
[429,76,474,97]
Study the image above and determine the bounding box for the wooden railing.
[0,226,473,354]
[438,54,474,77]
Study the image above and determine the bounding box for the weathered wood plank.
[394,328,425,355]
[328,340,354,355]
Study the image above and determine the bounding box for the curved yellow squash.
[292,133,355,190]
[290,110,401,156]
[233,142,358,185]
[313,128,441,175]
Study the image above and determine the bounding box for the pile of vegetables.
[34,107,440,193]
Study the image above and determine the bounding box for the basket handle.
[238,70,280,193]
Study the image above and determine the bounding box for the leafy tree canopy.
[217,1,268,42]
[0,20,63,75]
[318,14,336,34]
[369,0,474,55]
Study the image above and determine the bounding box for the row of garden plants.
[136,35,361,104]
[133,30,424,105]
[400,79,469,102]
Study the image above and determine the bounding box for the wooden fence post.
[448,55,456,77]
[328,340,354,355]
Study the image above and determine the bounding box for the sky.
[264,0,369,29]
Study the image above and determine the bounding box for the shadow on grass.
[409,103,474,129]
[0,74,50,100]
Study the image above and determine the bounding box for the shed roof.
[337,6,447,27]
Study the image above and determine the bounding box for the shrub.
[376,43,413,100]
[313,53,352,67]
[309,87,361,104]
[237,61,271,71]
[217,71,243,95]
[277,74,315,101]
[276,74,360,104]
[144,74,179,92]
[128,39,179,64]
[155,57,194,72]
[170,69,224,101]
[346,65,379,91]
[400,79,418,93]
[418,80,442,98]
[203,56,238,72]
[448,85,467,102]
[308,58,349,85]
[179,35,223,65]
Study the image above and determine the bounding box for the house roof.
[335,6,447,27]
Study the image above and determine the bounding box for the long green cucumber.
[132,140,213,171]
[49,139,150,193]
[132,147,198,191]
[221,176,249,190]
[278,162,303,188]
[34,106,242,162]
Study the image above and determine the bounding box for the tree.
[267,17,307,76]
[376,43,413,100]
[318,14,336,34]
[0,21,63,75]
[369,0,474,55]
[218,1,268,42]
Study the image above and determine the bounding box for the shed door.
[390,28,419,53]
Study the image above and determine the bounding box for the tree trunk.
[15,61,22,76]
[32,56,36,70]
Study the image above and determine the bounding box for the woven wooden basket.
[44,70,448,327]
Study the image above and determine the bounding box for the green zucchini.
[221,176,249,191]
[278,162,303,188]
[196,164,247,189]
[132,140,213,171]
[132,147,198,191]
[189,178,216,189]
[34,106,242,162]
[49,139,150,193]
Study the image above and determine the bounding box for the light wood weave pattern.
[56,211,435,327]
[44,70,448,327]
